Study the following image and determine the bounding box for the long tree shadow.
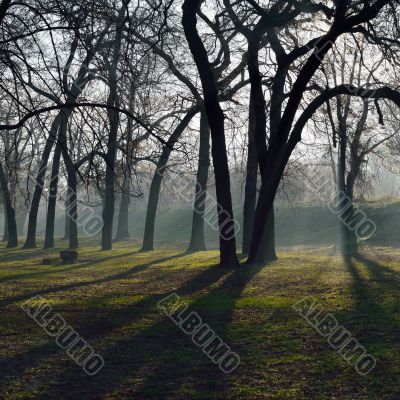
[4,257,264,399]
[0,252,185,307]
[0,241,151,268]
[353,253,400,285]
[332,253,400,396]
[0,255,232,392]
[0,261,102,283]
[265,252,400,398]
[131,262,265,399]
[344,253,400,318]
[76,261,262,399]
[0,248,166,283]
[0,246,64,264]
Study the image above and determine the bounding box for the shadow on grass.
[0,252,185,307]
[0,248,157,283]
[0,252,193,387]
[344,253,400,321]
[0,254,263,399]
[0,246,64,264]
[128,262,263,399]
[331,253,400,396]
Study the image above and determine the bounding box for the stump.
[60,250,78,264]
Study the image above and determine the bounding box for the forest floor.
[0,240,399,399]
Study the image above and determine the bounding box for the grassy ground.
[0,240,400,399]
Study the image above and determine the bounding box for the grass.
[0,240,400,399]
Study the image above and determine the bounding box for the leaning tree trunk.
[183,0,239,267]
[0,162,18,247]
[187,110,210,252]
[44,142,62,249]
[141,171,162,252]
[141,108,198,251]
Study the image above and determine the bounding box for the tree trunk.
[57,110,78,250]
[258,206,277,262]
[64,167,78,249]
[115,172,131,240]
[183,0,239,267]
[337,118,358,256]
[141,108,198,251]
[101,113,118,250]
[242,93,258,254]
[141,172,161,252]
[340,203,358,255]
[44,142,62,249]
[0,162,18,247]
[245,39,279,263]
[101,2,126,251]
[187,110,210,252]
[63,193,70,240]
[247,146,292,264]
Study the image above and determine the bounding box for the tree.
[182,0,239,267]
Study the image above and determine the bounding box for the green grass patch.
[0,240,400,398]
